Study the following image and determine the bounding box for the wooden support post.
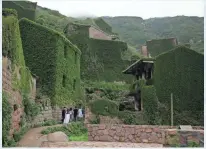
[171,93,174,126]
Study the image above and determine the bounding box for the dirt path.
[18,124,163,148]
[17,124,63,147]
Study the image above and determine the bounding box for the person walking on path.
[73,106,78,122]
[63,109,71,125]
[61,107,67,123]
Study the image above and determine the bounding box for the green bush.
[118,110,145,125]
[41,122,88,141]
[146,38,177,57]
[23,94,40,121]
[19,18,81,106]
[2,92,12,147]
[89,115,100,124]
[154,46,204,125]
[129,79,146,94]
[2,1,36,21]
[13,126,29,142]
[2,8,17,17]
[90,99,118,117]
[141,85,160,125]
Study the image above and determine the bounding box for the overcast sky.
[30,0,204,19]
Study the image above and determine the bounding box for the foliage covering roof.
[21,18,81,54]
[122,58,155,74]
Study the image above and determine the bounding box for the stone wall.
[89,26,112,40]
[3,57,24,137]
[87,124,204,146]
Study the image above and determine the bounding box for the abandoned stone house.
[64,22,119,41]
[19,19,81,104]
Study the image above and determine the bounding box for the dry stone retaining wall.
[87,124,204,146]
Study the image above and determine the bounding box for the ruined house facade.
[64,22,119,41]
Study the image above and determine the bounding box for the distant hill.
[102,16,204,53]
[35,5,203,54]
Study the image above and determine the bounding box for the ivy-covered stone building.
[64,22,131,82]
[19,18,82,106]
[123,46,204,126]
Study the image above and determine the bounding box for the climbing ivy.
[2,92,13,147]
[2,8,32,94]
[146,38,177,57]
[141,85,161,125]
[154,46,204,125]
[64,24,132,82]
[19,18,82,106]
[89,99,119,117]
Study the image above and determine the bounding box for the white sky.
[30,0,204,19]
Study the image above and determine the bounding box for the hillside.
[103,16,204,53]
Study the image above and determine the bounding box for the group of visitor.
[61,105,84,125]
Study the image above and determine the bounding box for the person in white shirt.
[63,109,70,125]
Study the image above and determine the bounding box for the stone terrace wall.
[87,124,175,144]
[87,124,204,146]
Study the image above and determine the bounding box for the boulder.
[47,131,68,142]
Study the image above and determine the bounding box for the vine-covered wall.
[64,23,132,82]
[19,18,81,106]
[153,46,204,125]
[2,8,32,94]
[146,38,177,57]
[2,1,36,21]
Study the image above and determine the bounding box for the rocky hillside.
[103,16,204,53]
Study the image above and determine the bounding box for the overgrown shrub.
[2,92,12,147]
[19,18,81,106]
[118,110,145,125]
[89,99,118,117]
[154,46,204,125]
[41,122,88,141]
[89,115,100,124]
[23,94,40,121]
[13,126,29,142]
[141,85,161,125]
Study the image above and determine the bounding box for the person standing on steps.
[61,107,67,123]
[73,106,78,122]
